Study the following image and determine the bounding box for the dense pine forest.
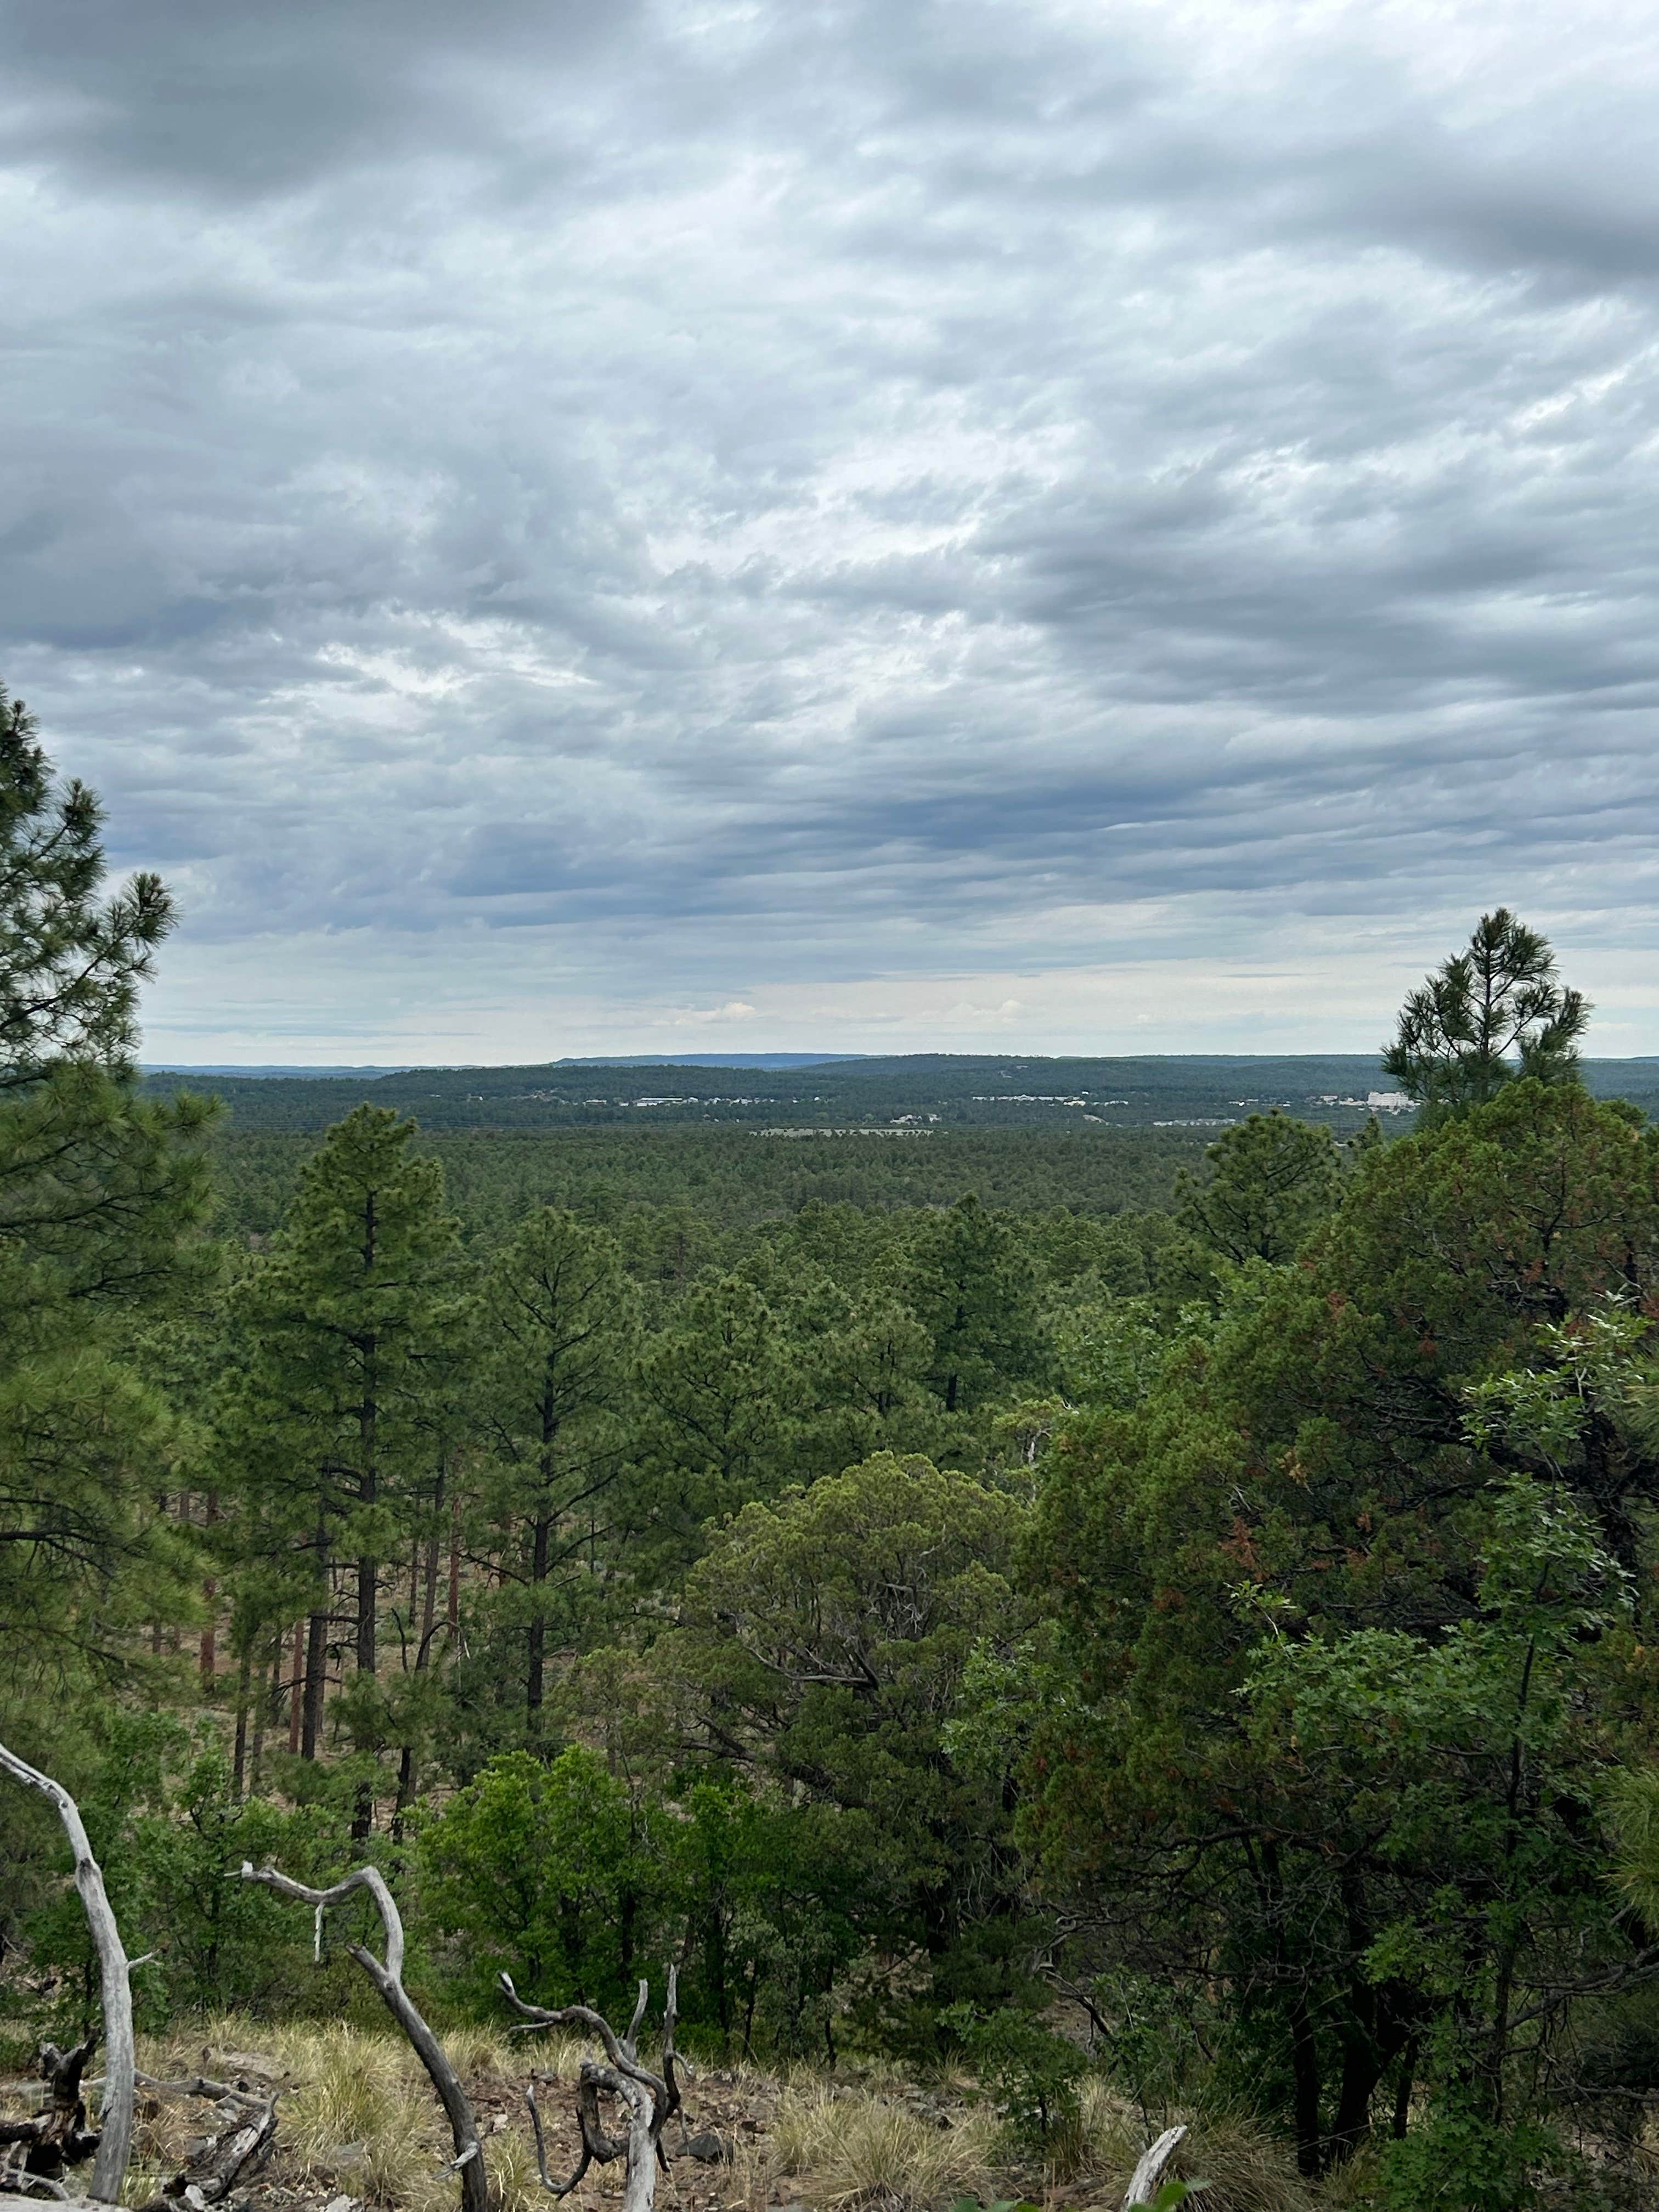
[10,695,1659,2212]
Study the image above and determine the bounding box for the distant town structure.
[1316,1091,1413,1113]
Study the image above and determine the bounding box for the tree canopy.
[9,840,1659,2211]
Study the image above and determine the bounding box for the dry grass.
[771,2081,998,2210]
[728,2130,783,2212]
[125,2022,295,2207]
[481,2115,552,2212]
[436,2024,521,2088]
[125,2018,482,2212]
[125,2077,204,2207]
[119,2014,770,2212]
[518,2028,610,2086]
[115,2012,1331,2212]
[270,2023,447,2209]
[1081,2092,1314,2212]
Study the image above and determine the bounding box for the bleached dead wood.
[0,1745,134,2202]
[0,2039,100,2186]
[239,1863,486,2212]
[131,2073,279,2209]
[1122,2123,1187,2208]
[500,1968,683,2212]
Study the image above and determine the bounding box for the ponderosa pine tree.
[1383,908,1589,1119]
[633,1269,800,1565]
[222,1108,460,1814]
[0,687,213,1706]
[472,1206,637,1733]
[1172,1110,1342,1270]
[0,687,175,1082]
[901,1195,1048,1418]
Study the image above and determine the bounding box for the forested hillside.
[142,1052,1405,1135]
[9,707,1659,2212]
[139,1047,1659,1138]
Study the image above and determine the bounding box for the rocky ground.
[0,2021,1306,2212]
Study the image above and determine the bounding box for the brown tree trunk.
[251,1645,278,1796]
[354,1206,379,1677]
[421,1530,440,1650]
[1289,1983,1322,2176]
[286,1621,303,1756]
[356,1554,377,1677]
[447,1492,461,1635]
[232,1644,252,1798]
[301,1607,328,1760]
[527,1511,551,1729]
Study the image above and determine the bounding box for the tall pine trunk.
[286,1619,303,1755]
[357,1322,379,1677]
[421,1462,443,1656]
[232,1642,252,1797]
[302,1604,328,1759]
[527,1509,551,1729]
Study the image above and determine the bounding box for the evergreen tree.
[901,1195,1048,1417]
[654,1452,1037,2042]
[471,1206,637,1734]
[0,686,174,1083]
[0,687,213,1707]
[1171,1110,1342,1274]
[1026,1080,1659,2176]
[1383,908,1590,1119]
[222,1108,460,1811]
[633,1269,799,1560]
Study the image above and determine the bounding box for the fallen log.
[130,2073,279,2210]
[1122,2123,1188,2209]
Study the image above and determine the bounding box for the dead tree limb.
[128,2074,279,2211]
[0,2040,102,2196]
[524,2074,621,2199]
[500,1969,682,2212]
[239,1863,485,2212]
[0,1746,134,2203]
[1122,2124,1187,2209]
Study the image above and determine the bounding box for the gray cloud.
[4,0,1659,1056]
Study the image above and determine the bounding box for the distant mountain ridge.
[145,1063,415,1077]
[146,1053,872,1075]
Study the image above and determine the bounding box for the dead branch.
[1122,2124,1187,2209]
[0,1746,134,2202]
[501,1970,682,2212]
[127,2074,279,2211]
[239,1863,484,2212]
[524,2074,621,2199]
[0,2040,105,2201]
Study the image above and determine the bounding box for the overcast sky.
[4,0,1658,1063]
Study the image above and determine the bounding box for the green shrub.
[1375,2103,1555,2212]
[943,2003,1088,2148]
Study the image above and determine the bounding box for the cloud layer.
[4,0,1659,1057]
